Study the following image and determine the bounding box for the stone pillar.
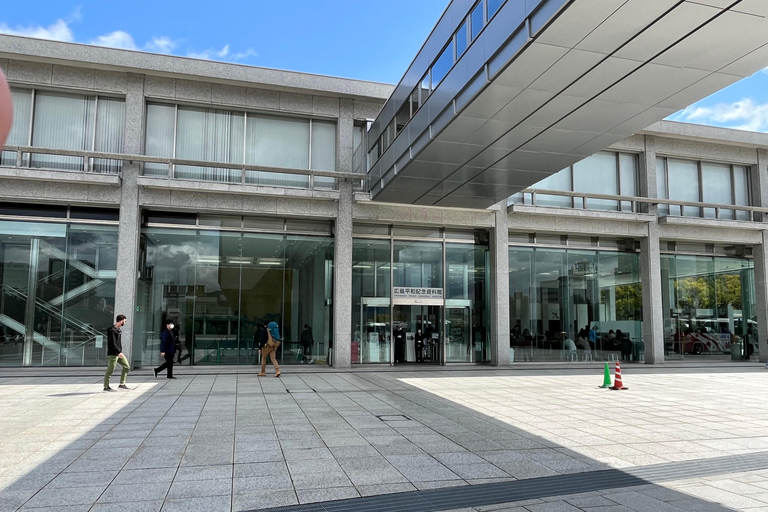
[639,135,658,215]
[752,149,768,221]
[333,179,353,369]
[114,73,144,365]
[640,223,665,364]
[338,99,355,174]
[754,231,768,363]
[490,203,510,366]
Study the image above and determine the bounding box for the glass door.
[445,306,472,362]
[359,298,390,363]
[392,304,441,364]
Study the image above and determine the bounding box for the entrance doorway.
[392,305,442,364]
[445,304,474,362]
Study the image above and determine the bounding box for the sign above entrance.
[393,287,443,300]
[393,287,444,306]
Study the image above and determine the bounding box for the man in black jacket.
[103,314,130,392]
[154,319,177,379]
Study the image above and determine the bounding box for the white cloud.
[672,98,768,133]
[145,36,177,54]
[0,18,74,42]
[187,45,232,60]
[0,11,256,63]
[231,48,258,61]
[89,30,138,50]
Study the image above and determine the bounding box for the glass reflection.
[509,247,642,362]
[445,243,489,363]
[136,227,333,366]
[0,220,118,366]
[352,239,391,364]
[662,255,757,360]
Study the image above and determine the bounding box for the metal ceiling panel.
[367,0,768,208]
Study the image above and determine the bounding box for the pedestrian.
[393,324,405,363]
[103,314,130,391]
[153,319,177,379]
[300,324,314,364]
[258,321,281,378]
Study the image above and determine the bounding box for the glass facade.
[662,254,757,360]
[0,219,118,367]
[352,231,490,365]
[352,239,391,364]
[509,246,643,362]
[135,227,333,367]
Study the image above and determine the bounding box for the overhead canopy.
[367,0,768,209]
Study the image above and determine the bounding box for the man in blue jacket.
[153,319,177,379]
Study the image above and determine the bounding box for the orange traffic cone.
[610,361,628,390]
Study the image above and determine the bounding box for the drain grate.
[376,414,411,422]
[286,389,316,394]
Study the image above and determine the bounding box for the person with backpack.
[258,321,281,378]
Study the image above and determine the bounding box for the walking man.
[258,321,281,378]
[104,314,130,392]
[153,319,177,379]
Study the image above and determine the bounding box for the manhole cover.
[377,414,411,422]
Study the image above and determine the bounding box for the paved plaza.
[2,365,768,511]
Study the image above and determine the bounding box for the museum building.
[2,0,768,368]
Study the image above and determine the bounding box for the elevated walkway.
[368,0,768,208]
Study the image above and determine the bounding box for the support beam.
[755,231,768,364]
[333,179,353,369]
[640,223,664,364]
[491,203,510,366]
[114,73,144,365]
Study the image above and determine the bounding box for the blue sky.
[1,1,767,132]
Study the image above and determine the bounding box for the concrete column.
[490,203,510,366]
[753,149,768,220]
[114,73,144,364]
[338,99,355,174]
[639,135,658,215]
[640,223,665,364]
[333,179,353,368]
[754,230,768,363]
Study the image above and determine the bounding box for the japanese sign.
[393,287,444,299]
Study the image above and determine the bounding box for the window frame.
[656,156,753,218]
[143,100,338,174]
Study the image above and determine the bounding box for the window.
[431,41,455,88]
[573,152,618,211]
[395,102,410,136]
[144,103,336,188]
[511,152,639,211]
[470,1,485,41]
[456,22,468,59]
[657,157,751,219]
[488,0,504,18]
[1,88,125,174]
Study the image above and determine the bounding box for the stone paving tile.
[167,478,231,499]
[161,495,232,512]
[296,486,360,503]
[231,490,298,511]
[97,482,171,503]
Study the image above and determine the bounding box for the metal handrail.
[1,144,365,181]
[514,188,768,221]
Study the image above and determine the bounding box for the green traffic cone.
[599,362,612,388]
